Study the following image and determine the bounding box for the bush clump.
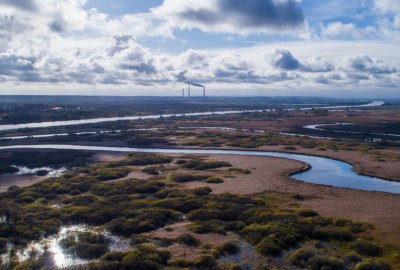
[311,227,354,242]
[189,221,226,235]
[142,166,159,175]
[191,187,212,196]
[219,241,240,255]
[308,255,344,270]
[228,168,250,174]
[256,237,282,256]
[205,177,224,184]
[290,248,316,267]
[120,245,170,270]
[355,259,391,270]
[352,239,383,256]
[298,209,318,218]
[168,174,209,183]
[60,232,110,260]
[194,255,217,268]
[116,153,172,166]
[180,159,232,170]
[80,244,170,270]
[176,234,201,247]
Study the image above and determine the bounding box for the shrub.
[60,232,110,260]
[256,237,282,256]
[206,177,224,184]
[181,160,232,170]
[290,248,316,267]
[94,167,131,181]
[189,222,226,235]
[194,255,217,268]
[311,227,354,242]
[355,259,391,270]
[168,174,209,183]
[241,223,301,248]
[191,187,212,196]
[298,209,318,217]
[101,251,125,262]
[142,166,159,175]
[169,258,190,267]
[177,234,201,247]
[352,239,383,256]
[22,196,35,203]
[219,241,240,255]
[117,153,172,166]
[82,261,120,270]
[155,197,203,213]
[137,244,170,265]
[69,189,81,195]
[130,235,150,246]
[308,256,344,270]
[291,193,305,201]
[121,250,160,270]
[228,168,250,174]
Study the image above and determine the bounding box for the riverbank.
[71,150,400,249]
[184,154,400,249]
[1,146,399,249]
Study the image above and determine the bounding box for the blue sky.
[0,0,399,97]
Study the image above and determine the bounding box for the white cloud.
[320,22,379,39]
[0,0,399,96]
[153,0,305,35]
[301,56,334,72]
[338,54,397,74]
[373,0,400,14]
[267,48,300,70]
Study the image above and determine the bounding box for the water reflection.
[13,225,129,268]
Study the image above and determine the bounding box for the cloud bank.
[0,0,398,96]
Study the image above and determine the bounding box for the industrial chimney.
[188,80,191,99]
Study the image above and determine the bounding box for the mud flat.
[0,174,47,192]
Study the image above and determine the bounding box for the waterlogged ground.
[0,152,399,269]
[10,225,129,268]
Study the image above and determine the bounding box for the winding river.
[0,101,384,132]
[304,123,400,139]
[1,144,399,195]
[1,101,397,194]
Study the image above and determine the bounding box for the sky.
[0,0,399,97]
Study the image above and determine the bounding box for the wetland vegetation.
[1,97,400,269]
[0,152,398,269]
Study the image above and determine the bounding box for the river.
[0,101,384,132]
[0,144,399,195]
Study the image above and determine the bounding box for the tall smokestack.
[203,86,205,98]
[188,80,191,99]
[182,89,185,98]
